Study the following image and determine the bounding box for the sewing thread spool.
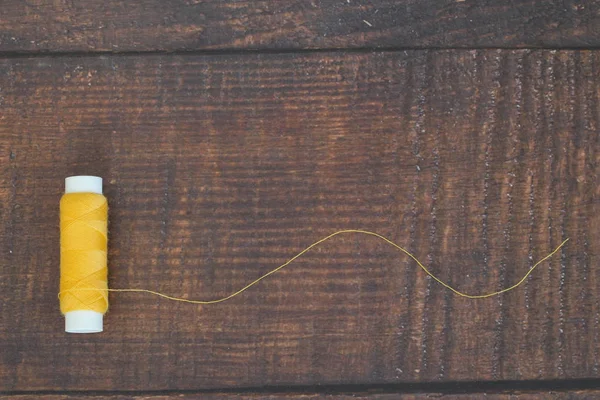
[59,176,108,333]
[56,177,570,333]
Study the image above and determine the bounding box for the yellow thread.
[59,190,569,308]
[59,192,109,314]
[103,231,568,302]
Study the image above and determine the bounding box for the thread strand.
[59,229,569,304]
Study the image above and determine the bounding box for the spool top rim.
[65,176,103,194]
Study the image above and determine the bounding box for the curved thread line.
[59,229,569,304]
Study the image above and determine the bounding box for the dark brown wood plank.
[0,50,598,391]
[1,1,600,53]
[7,391,600,399]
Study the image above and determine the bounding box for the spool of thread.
[59,176,108,333]
[55,177,570,333]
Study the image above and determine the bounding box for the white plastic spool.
[63,175,104,333]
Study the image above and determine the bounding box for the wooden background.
[1,1,599,398]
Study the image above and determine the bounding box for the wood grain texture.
[7,391,600,400]
[1,0,600,53]
[0,50,598,392]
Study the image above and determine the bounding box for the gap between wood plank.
[1,45,600,60]
[3,379,600,397]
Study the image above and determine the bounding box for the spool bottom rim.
[65,310,103,333]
